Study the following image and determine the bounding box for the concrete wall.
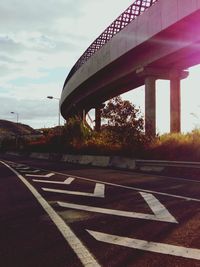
[29,153,136,170]
[6,151,200,171]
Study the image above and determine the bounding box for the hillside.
[0,120,39,137]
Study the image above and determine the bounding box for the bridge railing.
[64,0,158,87]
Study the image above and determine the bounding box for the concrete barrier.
[5,151,200,172]
[109,156,136,170]
[30,152,49,160]
[61,154,136,170]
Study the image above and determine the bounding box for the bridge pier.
[137,67,188,136]
[95,107,101,132]
[145,77,156,136]
[170,78,181,133]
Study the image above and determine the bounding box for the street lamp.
[47,96,61,126]
[11,112,19,123]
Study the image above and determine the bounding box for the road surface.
[0,154,200,267]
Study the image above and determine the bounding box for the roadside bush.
[145,130,200,161]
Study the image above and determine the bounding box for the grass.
[145,129,200,161]
[6,124,200,162]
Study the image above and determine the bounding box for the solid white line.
[25,173,55,178]
[57,201,177,223]
[140,192,177,223]
[87,230,200,260]
[33,177,75,185]
[0,161,100,267]
[43,183,105,198]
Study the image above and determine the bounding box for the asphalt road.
[0,154,200,267]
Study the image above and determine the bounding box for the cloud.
[0,96,60,124]
[0,0,83,32]
[0,0,133,128]
[0,35,24,54]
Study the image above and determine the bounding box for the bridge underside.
[61,1,200,135]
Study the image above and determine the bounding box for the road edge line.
[0,161,100,267]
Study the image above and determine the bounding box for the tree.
[101,96,145,146]
[63,115,91,147]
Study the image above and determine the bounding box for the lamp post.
[11,111,19,123]
[47,96,61,126]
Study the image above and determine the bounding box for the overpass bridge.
[60,0,200,135]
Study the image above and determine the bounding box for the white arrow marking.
[140,192,177,223]
[87,230,200,261]
[33,177,75,185]
[43,183,105,198]
[58,192,177,223]
[25,173,55,178]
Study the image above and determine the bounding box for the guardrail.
[136,160,200,169]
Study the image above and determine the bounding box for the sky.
[0,0,200,133]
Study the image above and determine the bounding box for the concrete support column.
[77,109,84,121]
[95,107,101,132]
[145,76,156,136]
[170,78,181,133]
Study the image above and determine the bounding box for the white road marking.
[0,161,100,267]
[6,160,200,202]
[58,195,177,223]
[140,192,177,223]
[25,173,55,178]
[33,177,75,185]
[16,166,30,170]
[15,164,27,167]
[52,171,200,202]
[87,230,200,261]
[20,169,40,173]
[43,183,105,198]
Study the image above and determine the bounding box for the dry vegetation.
[1,99,200,162]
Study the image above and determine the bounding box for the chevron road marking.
[15,164,27,167]
[16,166,30,170]
[58,191,177,223]
[20,169,40,173]
[33,177,75,185]
[87,230,200,261]
[140,192,177,223]
[25,173,55,178]
[43,183,105,198]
